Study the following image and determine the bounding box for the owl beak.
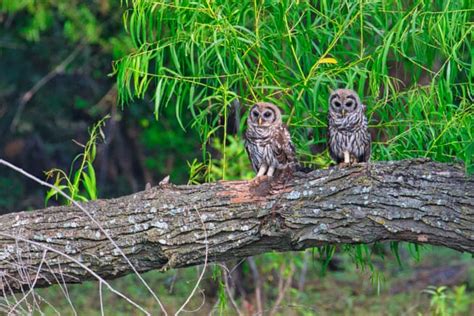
[341,109,346,117]
[258,117,262,126]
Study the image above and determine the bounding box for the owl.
[327,89,371,165]
[244,102,299,178]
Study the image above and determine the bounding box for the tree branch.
[0,159,472,294]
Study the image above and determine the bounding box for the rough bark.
[0,159,472,293]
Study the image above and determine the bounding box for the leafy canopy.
[115,0,473,175]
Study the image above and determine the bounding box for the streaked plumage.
[244,102,298,177]
[327,89,371,164]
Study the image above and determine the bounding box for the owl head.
[248,102,282,127]
[329,89,363,117]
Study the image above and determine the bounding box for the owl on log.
[244,102,299,179]
[327,89,371,166]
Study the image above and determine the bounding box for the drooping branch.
[0,159,472,293]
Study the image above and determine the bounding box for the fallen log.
[0,159,472,293]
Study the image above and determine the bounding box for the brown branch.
[0,159,472,294]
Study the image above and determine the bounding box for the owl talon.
[339,158,358,168]
[250,175,270,186]
[255,175,269,180]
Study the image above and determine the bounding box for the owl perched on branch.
[327,89,371,166]
[244,102,299,178]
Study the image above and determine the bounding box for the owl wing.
[363,107,371,162]
[327,116,342,163]
[272,124,298,168]
[362,130,371,162]
[244,130,259,172]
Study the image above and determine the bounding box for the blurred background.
[0,0,473,314]
[0,1,203,212]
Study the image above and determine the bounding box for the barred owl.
[328,89,371,165]
[244,102,298,178]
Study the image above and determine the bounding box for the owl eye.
[345,101,354,107]
[263,111,272,118]
[252,111,259,118]
[334,101,341,107]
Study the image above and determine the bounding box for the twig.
[168,271,178,294]
[218,263,243,316]
[32,294,61,316]
[247,257,263,315]
[8,249,47,314]
[0,232,149,315]
[99,281,104,316]
[179,289,206,313]
[297,251,311,291]
[43,260,77,315]
[175,207,209,315]
[269,264,295,316]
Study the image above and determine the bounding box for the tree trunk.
[0,159,472,293]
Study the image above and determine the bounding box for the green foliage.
[187,158,210,185]
[345,244,376,272]
[208,135,253,181]
[370,270,386,296]
[211,265,228,315]
[45,116,108,205]
[115,0,473,173]
[390,241,403,268]
[139,105,200,183]
[408,242,423,262]
[188,135,253,182]
[1,0,117,44]
[343,244,387,293]
[424,285,471,316]
[317,245,336,276]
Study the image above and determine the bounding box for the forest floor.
[24,245,474,315]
